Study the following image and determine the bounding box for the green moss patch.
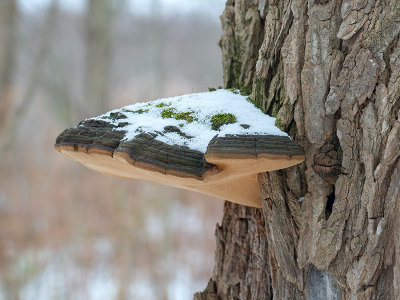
[134,108,149,114]
[240,86,251,96]
[211,113,237,130]
[161,108,196,123]
[227,88,239,94]
[122,108,149,114]
[155,102,170,108]
[240,124,250,129]
[174,112,195,123]
[161,108,175,119]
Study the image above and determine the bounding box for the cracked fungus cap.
[54,89,305,207]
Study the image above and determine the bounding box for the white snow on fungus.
[91,89,288,153]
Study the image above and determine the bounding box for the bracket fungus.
[55,89,305,207]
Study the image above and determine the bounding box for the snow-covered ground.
[1,204,211,300]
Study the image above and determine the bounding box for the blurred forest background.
[0,0,225,299]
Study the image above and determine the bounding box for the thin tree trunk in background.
[0,0,17,129]
[196,0,400,299]
[150,0,166,99]
[0,1,57,154]
[85,0,113,115]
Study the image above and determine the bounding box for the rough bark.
[195,0,400,299]
[196,203,272,300]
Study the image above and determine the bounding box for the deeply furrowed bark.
[195,0,400,299]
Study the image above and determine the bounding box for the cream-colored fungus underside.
[58,145,305,208]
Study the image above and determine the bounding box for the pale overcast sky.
[18,0,226,17]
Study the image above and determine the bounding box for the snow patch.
[376,218,384,235]
[90,89,287,153]
[307,267,340,300]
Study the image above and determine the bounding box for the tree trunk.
[195,0,400,299]
[0,0,17,129]
[85,0,114,115]
[0,1,57,154]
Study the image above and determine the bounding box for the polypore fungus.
[55,89,305,207]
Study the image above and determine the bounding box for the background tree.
[0,2,224,298]
[85,0,114,115]
[0,0,58,154]
[196,0,400,298]
[0,0,17,132]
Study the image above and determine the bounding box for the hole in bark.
[314,0,330,4]
[312,129,343,184]
[325,187,335,219]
